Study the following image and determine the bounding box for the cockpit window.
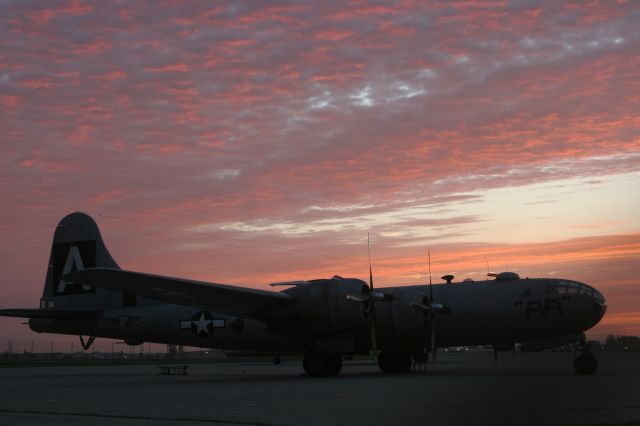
[580,287,593,296]
[557,281,570,294]
[545,285,558,294]
[556,280,601,299]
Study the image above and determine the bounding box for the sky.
[1,0,639,349]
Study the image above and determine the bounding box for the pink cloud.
[145,63,190,73]
[1,95,23,109]
[89,189,125,204]
[70,39,113,55]
[28,0,91,25]
[314,30,355,42]
[0,0,638,341]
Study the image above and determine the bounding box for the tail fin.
[40,212,122,310]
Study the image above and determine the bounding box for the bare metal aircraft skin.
[0,213,607,376]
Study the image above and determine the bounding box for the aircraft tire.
[303,352,342,377]
[325,354,343,376]
[574,354,598,375]
[378,351,412,374]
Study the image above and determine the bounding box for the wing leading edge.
[0,309,102,319]
[64,268,294,318]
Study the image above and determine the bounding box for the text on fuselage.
[525,298,564,320]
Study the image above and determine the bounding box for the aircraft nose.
[591,287,607,323]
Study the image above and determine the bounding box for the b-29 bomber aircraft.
[1,213,607,376]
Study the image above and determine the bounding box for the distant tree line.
[600,335,640,352]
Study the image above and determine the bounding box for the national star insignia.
[193,312,212,335]
[179,311,225,338]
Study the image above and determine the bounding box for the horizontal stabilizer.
[64,268,294,318]
[0,308,102,319]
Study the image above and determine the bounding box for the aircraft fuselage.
[29,276,606,354]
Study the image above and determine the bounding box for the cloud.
[0,0,638,339]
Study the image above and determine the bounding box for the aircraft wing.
[64,268,295,318]
[0,309,102,319]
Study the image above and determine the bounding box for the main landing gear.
[302,351,414,376]
[378,351,412,374]
[574,342,598,375]
[303,352,343,377]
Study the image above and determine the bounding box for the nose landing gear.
[574,342,598,375]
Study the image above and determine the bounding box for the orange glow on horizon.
[1,0,638,341]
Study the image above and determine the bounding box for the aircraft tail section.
[39,212,122,311]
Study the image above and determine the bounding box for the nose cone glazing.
[591,287,607,323]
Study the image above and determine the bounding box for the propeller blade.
[411,302,444,313]
[367,233,378,356]
[346,293,370,303]
[369,307,378,356]
[428,249,433,302]
[372,292,394,302]
[430,317,437,365]
[410,302,432,312]
[427,249,437,366]
[368,233,374,292]
[347,292,394,303]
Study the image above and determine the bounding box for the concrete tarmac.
[0,351,638,426]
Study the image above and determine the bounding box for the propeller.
[367,236,378,356]
[410,249,445,366]
[428,250,436,364]
[345,234,393,357]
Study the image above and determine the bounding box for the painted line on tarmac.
[0,408,286,426]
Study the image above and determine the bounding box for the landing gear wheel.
[574,354,598,375]
[378,351,412,374]
[303,352,342,377]
[412,350,428,364]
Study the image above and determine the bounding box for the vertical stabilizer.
[40,212,122,310]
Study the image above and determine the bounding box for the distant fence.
[0,338,225,360]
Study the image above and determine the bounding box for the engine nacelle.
[285,277,370,332]
[390,289,429,345]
